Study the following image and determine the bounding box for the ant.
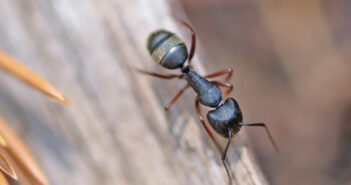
[138,21,279,184]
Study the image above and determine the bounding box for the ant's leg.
[204,68,233,82]
[240,123,280,153]
[222,130,233,185]
[195,99,223,153]
[136,69,182,80]
[180,20,196,65]
[165,84,190,111]
[212,81,233,98]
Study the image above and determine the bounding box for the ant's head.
[207,98,243,138]
[147,30,188,69]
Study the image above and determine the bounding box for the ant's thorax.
[183,68,223,108]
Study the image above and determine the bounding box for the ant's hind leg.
[205,68,233,82]
[180,20,196,65]
[164,84,190,111]
[222,130,233,185]
[212,80,233,98]
[136,69,182,79]
[240,123,280,153]
[195,99,223,154]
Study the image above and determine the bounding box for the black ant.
[138,21,279,184]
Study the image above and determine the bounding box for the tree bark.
[0,0,268,184]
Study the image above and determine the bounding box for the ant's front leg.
[136,69,183,80]
[196,100,233,185]
[195,99,223,154]
[204,68,233,82]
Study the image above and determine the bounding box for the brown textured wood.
[0,1,269,185]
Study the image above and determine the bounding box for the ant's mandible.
[138,21,279,184]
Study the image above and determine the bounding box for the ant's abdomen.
[185,71,222,107]
[147,30,188,69]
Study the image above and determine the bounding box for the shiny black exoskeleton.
[207,98,242,138]
[184,70,222,108]
[138,21,279,185]
[145,27,241,139]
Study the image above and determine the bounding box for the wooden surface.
[0,1,268,185]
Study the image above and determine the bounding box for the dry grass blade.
[0,49,70,104]
[0,147,35,185]
[0,172,10,185]
[0,134,7,147]
[0,150,17,180]
[0,116,49,185]
[6,154,41,185]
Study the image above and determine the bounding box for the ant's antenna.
[240,123,280,153]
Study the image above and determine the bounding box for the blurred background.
[181,0,351,185]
